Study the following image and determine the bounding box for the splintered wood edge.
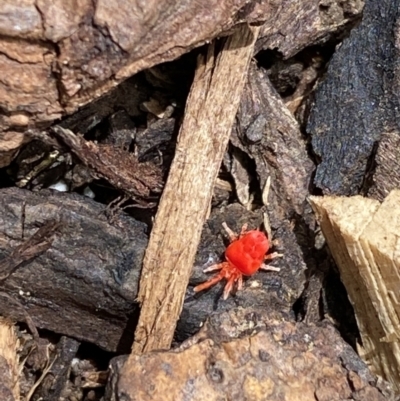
[128,24,260,356]
[0,318,20,400]
[309,192,400,389]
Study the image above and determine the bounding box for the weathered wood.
[308,0,399,195]
[231,63,314,217]
[131,24,260,354]
[310,191,400,390]
[0,319,19,401]
[0,0,267,134]
[256,0,364,57]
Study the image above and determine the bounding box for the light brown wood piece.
[309,190,400,390]
[131,24,260,354]
[0,319,20,401]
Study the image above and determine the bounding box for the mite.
[194,222,281,299]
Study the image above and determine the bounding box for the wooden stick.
[131,24,260,354]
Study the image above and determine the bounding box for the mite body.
[194,223,281,299]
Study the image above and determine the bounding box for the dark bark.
[0,187,147,352]
[308,0,400,195]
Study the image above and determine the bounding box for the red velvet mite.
[194,223,281,299]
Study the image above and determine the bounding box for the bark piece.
[112,308,391,401]
[257,0,364,57]
[0,187,147,352]
[233,63,314,217]
[132,25,260,355]
[368,131,400,201]
[0,0,262,132]
[51,126,163,206]
[0,319,19,401]
[308,0,400,195]
[309,190,400,390]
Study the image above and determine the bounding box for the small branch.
[130,24,260,355]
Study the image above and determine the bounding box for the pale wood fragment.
[309,190,400,390]
[0,319,20,401]
[131,24,260,354]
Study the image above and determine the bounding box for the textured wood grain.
[310,190,400,390]
[368,131,400,201]
[131,24,260,354]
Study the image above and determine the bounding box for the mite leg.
[223,276,236,300]
[238,223,248,239]
[203,262,227,273]
[222,222,238,242]
[264,252,283,261]
[237,274,244,291]
[193,270,226,293]
[260,264,281,272]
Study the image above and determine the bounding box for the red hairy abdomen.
[225,230,269,275]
